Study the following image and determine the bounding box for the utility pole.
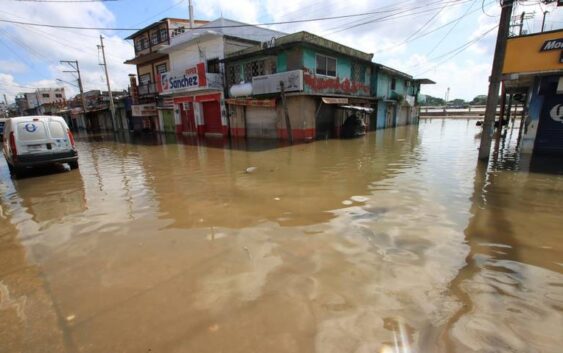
[188,0,194,29]
[519,12,525,36]
[478,0,514,161]
[60,60,87,116]
[3,94,7,105]
[98,35,116,131]
[444,87,450,104]
[542,11,549,32]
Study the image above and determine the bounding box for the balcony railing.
[138,83,159,96]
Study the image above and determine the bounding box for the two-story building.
[125,17,208,131]
[372,65,433,129]
[157,17,285,136]
[224,31,378,140]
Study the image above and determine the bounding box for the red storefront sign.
[159,63,207,94]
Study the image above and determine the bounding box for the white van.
[0,117,8,139]
[2,116,78,176]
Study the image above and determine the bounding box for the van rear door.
[16,120,52,154]
[46,119,72,153]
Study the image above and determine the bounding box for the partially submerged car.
[2,116,78,176]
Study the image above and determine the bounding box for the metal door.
[534,89,563,154]
[246,106,278,138]
[202,101,223,134]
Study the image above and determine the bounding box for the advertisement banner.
[132,103,157,117]
[160,63,207,94]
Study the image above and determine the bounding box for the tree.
[470,95,488,105]
[421,95,445,106]
[449,98,467,107]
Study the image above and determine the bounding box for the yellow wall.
[138,64,153,80]
[503,30,563,75]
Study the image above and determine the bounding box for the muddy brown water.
[0,119,562,353]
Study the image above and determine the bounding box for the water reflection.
[0,120,561,353]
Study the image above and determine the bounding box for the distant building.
[16,88,66,115]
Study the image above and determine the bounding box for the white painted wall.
[169,36,225,73]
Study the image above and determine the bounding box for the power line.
[324,0,474,36]
[0,2,473,32]
[371,0,495,55]
[426,0,478,57]
[14,0,118,2]
[414,25,499,76]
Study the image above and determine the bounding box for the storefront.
[503,29,563,155]
[159,62,227,136]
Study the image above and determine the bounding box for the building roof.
[161,17,286,52]
[125,18,208,40]
[225,31,373,62]
[376,64,413,80]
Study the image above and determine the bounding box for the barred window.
[227,64,241,86]
[351,62,366,83]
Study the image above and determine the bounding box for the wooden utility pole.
[478,0,514,161]
[98,35,117,131]
[280,81,293,144]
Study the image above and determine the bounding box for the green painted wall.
[303,48,316,71]
[277,51,287,72]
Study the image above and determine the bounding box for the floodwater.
[0,119,562,353]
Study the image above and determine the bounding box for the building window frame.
[139,73,152,85]
[159,28,168,42]
[42,93,50,98]
[207,58,221,74]
[150,30,159,46]
[155,63,167,75]
[391,78,397,91]
[315,54,337,78]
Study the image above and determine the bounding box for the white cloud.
[0,2,135,102]
[0,60,27,74]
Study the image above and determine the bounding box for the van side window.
[48,121,66,138]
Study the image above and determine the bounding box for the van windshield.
[17,121,47,141]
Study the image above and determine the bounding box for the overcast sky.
[0,0,561,103]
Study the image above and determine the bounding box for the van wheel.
[69,161,79,170]
[8,164,21,178]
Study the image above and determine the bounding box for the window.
[160,28,168,42]
[391,78,397,91]
[48,121,65,138]
[227,64,241,86]
[135,37,148,52]
[316,54,336,77]
[155,63,167,75]
[139,73,151,85]
[150,31,159,45]
[207,58,220,74]
[55,94,63,98]
[351,62,366,83]
[42,94,50,98]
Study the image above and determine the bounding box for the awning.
[225,98,276,108]
[322,97,349,104]
[338,105,374,113]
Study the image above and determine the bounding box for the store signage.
[550,104,563,123]
[540,38,563,52]
[225,98,276,107]
[160,63,207,94]
[132,103,157,117]
[252,70,304,95]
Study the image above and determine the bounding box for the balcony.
[138,83,159,97]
